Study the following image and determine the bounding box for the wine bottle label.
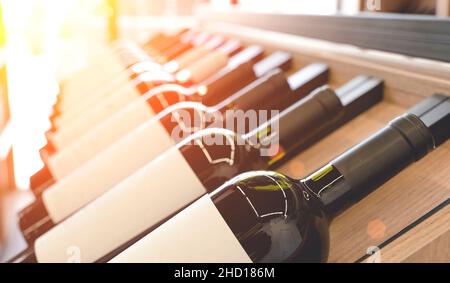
[47,100,156,179]
[61,76,141,125]
[62,69,128,111]
[184,51,229,83]
[58,67,134,115]
[43,117,175,223]
[62,49,126,103]
[303,164,344,197]
[110,195,252,263]
[50,82,145,149]
[36,147,207,263]
[63,47,119,83]
[174,46,209,71]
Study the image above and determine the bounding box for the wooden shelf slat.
[364,202,450,263]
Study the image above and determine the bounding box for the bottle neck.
[220,69,290,114]
[215,62,329,116]
[134,70,176,93]
[178,46,265,106]
[300,114,434,220]
[243,87,343,167]
[201,61,257,107]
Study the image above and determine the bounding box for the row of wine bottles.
[10,29,450,263]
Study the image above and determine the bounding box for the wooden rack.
[203,22,450,263]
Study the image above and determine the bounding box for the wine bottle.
[51,33,224,130]
[151,33,194,65]
[43,38,242,156]
[48,35,193,138]
[123,29,190,65]
[29,45,270,192]
[139,32,167,51]
[57,30,193,113]
[27,62,315,200]
[58,29,193,108]
[41,30,198,163]
[39,50,294,182]
[143,29,191,59]
[56,41,152,117]
[21,63,324,241]
[110,94,449,263]
[52,34,228,135]
[57,30,207,114]
[58,41,146,102]
[161,32,219,74]
[18,77,382,263]
[35,42,246,191]
[51,30,172,120]
[49,35,237,140]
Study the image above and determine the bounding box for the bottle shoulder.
[179,129,266,191]
[211,171,329,262]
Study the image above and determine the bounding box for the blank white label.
[62,49,126,104]
[110,195,252,263]
[43,117,175,223]
[58,67,134,116]
[47,100,155,179]
[50,83,143,149]
[36,146,207,263]
[175,46,209,71]
[187,51,228,83]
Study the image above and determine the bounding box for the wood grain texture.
[364,204,450,263]
[206,24,450,263]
